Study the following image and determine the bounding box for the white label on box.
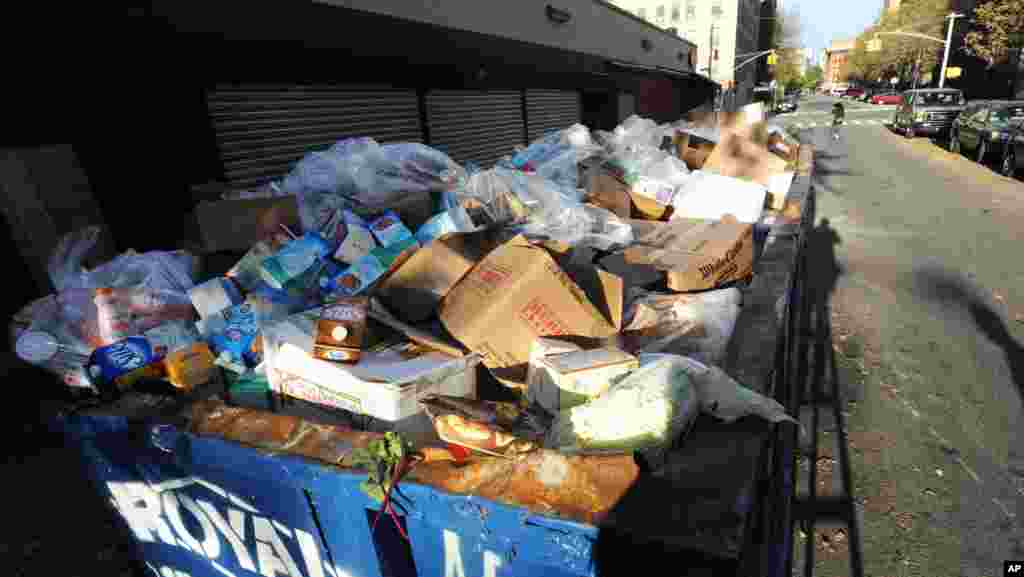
[334,221,376,264]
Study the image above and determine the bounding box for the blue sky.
[789,0,882,57]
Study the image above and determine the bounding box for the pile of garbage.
[11,103,802,463]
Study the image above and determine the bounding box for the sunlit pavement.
[786,102,1024,577]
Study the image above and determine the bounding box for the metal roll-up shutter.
[525,90,582,143]
[206,85,423,191]
[425,90,524,168]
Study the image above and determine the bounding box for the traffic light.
[714,49,719,61]
[767,53,777,66]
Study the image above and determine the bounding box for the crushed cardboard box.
[673,131,715,171]
[621,215,754,292]
[440,235,622,388]
[377,229,505,324]
[584,163,672,221]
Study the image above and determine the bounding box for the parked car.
[843,87,865,99]
[870,91,902,105]
[858,89,878,102]
[829,85,849,97]
[1002,118,1024,178]
[950,100,1024,164]
[892,88,965,138]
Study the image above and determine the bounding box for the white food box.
[262,311,478,422]
[670,171,767,223]
[526,338,638,414]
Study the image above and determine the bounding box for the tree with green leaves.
[802,65,824,90]
[770,8,804,90]
[847,0,950,87]
[963,0,1024,67]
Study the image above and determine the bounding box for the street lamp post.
[939,13,965,88]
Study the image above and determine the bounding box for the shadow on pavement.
[804,219,843,307]
[811,151,855,196]
[911,267,1024,402]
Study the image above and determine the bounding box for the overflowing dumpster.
[11,101,816,577]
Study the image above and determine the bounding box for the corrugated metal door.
[525,89,582,142]
[206,85,423,191]
[425,90,524,168]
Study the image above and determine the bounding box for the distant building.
[613,0,763,107]
[884,0,901,13]
[824,38,856,90]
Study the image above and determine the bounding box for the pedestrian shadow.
[911,266,1024,402]
[804,219,844,307]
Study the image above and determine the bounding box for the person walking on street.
[832,102,845,141]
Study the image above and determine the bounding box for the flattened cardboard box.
[195,196,301,253]
[440,235,621,388]
[377,229,505,323]
[622,216,754,292]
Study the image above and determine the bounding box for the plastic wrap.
[49,227,196,295]
[619,287,742,365]
[456,168,631,250]
[647,354,801,429]
[420,395,552,458]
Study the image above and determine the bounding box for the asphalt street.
[778,94,1024,577]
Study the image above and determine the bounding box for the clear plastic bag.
[645,354,800,429]
[279,138,466,234]
[48,226,196,295]
[39,228,199,349]
[619,287,742,365]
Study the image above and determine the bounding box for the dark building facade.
[756,0,777,86]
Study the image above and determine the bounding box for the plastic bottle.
[15,330,92,390]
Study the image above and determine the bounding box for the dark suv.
[893,88,965,138]
[949,100,1024,164]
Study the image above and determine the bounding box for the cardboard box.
[440,235,622,388]
[377,229,505,324]
[673,131,715,171]
[671,172,767,223]
[526,340,638,413]
[622,216,754,292]
[195,196,300,254]
[584,164,672,221]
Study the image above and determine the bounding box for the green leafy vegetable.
[351,432,410,503]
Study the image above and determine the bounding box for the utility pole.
[938,13,964,88]
[708,25,715,83]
